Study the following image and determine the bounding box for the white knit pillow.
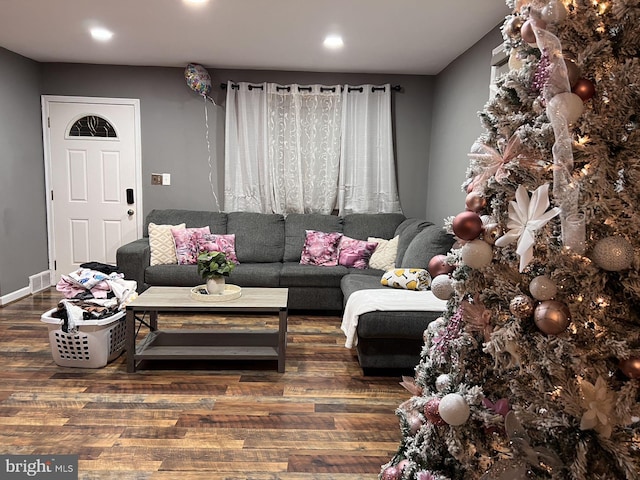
[149,223,185,265]
[368,235,399,271]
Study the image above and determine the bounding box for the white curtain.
[267,84,342,214]
[224,82,270,212]
[337,84,402,215]
[224,82,401,215]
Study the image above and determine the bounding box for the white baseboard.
[0,286,31,306]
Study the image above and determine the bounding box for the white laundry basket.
[41,308,126,368]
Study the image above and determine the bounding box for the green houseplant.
[197,251,235,294]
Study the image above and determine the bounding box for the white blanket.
[341,289,448,348]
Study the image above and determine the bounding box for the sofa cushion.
[337,236,378,269]
[368,235,399,271]
[149,222,185,266]
[342,213,406,240]
[280,262,348,288]
[394,218,434,266]
[227,263,282,287]
[400,225,456,269]
[381,268,431,291]
[284,213,343,262]
[144,209,227,237]
[227,212,285,263]
[145,264,202,286]
[197,233,239,264]
[341,273,387,304]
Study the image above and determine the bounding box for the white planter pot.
[205,276,225,295]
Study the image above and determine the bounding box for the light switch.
[162,173,171,185]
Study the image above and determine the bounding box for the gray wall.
[0,48,48,296]
[41,65,434,220]
[426,25,504,226]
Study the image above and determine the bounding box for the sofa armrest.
[116,238,150,292]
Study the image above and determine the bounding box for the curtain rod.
[220,83,402,92]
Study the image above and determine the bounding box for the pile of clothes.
[53,263,137,332]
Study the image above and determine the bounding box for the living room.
[0,1,506,303]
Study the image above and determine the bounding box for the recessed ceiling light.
[323,34,344,50]
[183,0,209,5]
[90,27,113,42]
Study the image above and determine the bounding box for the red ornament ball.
[534,300,570,335]
[428,254,454,278]
[572,78,596,101]
[423,398,447,426]
[465,191,487,213]
[453,211,483,241]
[619,357,640,379]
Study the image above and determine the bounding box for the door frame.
[41,95,143,275]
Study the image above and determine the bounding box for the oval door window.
[68,115,117,138]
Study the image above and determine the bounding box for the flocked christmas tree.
[380,1,639,478]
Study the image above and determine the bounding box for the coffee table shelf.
[125,287,288,373]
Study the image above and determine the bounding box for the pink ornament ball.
[381,465,401,480]
[520,19,547,45]
[465,191,487,213]
[428,254,455,278]
[423,398,447,426]
[452,211,483,241]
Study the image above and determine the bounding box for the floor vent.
[29,271,53,294]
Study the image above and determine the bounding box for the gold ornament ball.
[482,223,502,245]
[529,275,557,301]
[591,236,634,271]
[619,357,640,379]
[509,294,535,319]
[505,16,524,38]
[465,191,487,213]
[534,300,570,335]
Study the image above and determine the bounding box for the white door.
[43,97,142,279]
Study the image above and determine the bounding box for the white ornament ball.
[431,274,454,300]
[591,236,634,271]
[438,393,470,426]
[435,374,452,393]
[461,239,493,269]
[529,275,557,301]
[547,92,584,125]
[541,0,568,24]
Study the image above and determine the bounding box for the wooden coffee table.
[125,286,289,373]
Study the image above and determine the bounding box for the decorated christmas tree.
[380,1,639,478]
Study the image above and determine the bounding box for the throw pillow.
[149,222,185,266]
[337,236,378,269]
[368,235,399,271]
[381,268,432,291]
[300,230,343,266]
[197,233,239,264]
[171,226,211,265]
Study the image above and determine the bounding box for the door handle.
[127,209,134,216]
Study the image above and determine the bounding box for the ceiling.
[0,0,510,75]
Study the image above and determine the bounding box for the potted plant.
[197,251,235,294]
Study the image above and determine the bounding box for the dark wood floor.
[0,288,408,479]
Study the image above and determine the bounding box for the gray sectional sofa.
[116,209,455,372]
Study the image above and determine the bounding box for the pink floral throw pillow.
[171,226,211,265]
[300,230,343,267]
[197,233,239,264]
[338,236,378,269]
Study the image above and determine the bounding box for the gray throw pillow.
[400,225,456,269]
[394,219,434,266]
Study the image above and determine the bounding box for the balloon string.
[204,96,221,212]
